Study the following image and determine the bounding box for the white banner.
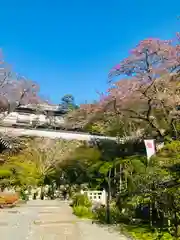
[144,139,156,160]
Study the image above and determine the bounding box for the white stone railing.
[1,111,65,126]
[81,189,107,205]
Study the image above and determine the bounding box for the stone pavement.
[0,200,128,240]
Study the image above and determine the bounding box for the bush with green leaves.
[73,205,93,218]
[19,189,29,201]
[121,225,176,240]
[93,205,106,222]
[72,193,92,208]
[93,204,122,224]
[61,138,180,238]
[71,193,93,218]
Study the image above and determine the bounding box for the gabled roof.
[17,104,68,113]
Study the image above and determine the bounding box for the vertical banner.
[144,139,156,160]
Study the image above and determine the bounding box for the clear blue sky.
[0,1,179,104]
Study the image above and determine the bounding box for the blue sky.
[0,1,180,104]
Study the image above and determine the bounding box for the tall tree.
[107,39,180,138]
[61,94,78,111]
[18,137,81,185]
[0,137,81,189]
[78,38,180,138]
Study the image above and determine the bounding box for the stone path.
[0,200,128,239]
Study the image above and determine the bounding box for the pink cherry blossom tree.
[79,38,180,138]
[107,38,180,137]
[0,52,43,120]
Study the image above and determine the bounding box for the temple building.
[1,104,67,129]
[0,104,139,143]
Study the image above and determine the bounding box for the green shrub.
[130,231,175,240]
[93,205,106,222]
[72,193,92,208]
[121,225,176,240]
[93,205,122,224]
[111,206,124,223]
[73,205,93,218]
[20,190,29,201]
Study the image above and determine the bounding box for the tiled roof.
[18,104,68,112]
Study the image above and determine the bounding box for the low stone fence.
[81,189,106,205]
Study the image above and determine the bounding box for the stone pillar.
[101,189,107,205]
[80,189,84,195]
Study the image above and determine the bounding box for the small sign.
[144,139,156,160]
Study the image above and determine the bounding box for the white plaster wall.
[1,112,65,126]
[31,114,47,124]
[54,116,65,125]
[0,126,116,141]
[1,112,18,124]
[17,113,31,123]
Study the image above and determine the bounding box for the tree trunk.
[119,164,122,193]
[106,169,111,224]
[40,186,44,200]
